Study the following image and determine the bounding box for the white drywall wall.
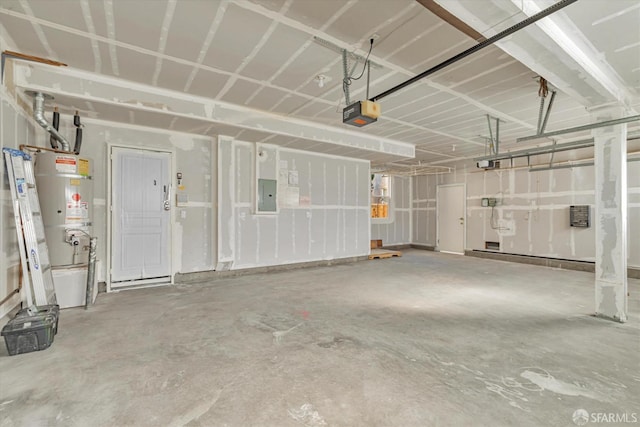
[218,138,370,270]
[417,160,640,268]
[371,176,412,246]
[56,119,217,280]
[412,175,438,247]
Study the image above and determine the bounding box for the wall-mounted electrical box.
[258,179,277,212]
[481,197,497,207]
[570,205,590,227]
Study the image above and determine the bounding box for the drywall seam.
[184,0,228,91]
[217,136,235,264]
[383,116,485,147]
[80,115,213,139]
[409,177,413,242]
[0,7,340,107]
[16,0,57,59]
[13,62,414,159]
[593,108,628,321]
[151,0,178,86]
[209,137,217,268]
[217,10,284,98]
[323,162,327,257]
[103,0,119,75]
[228,140,369,269]
[278,145,371,164]
[315,160,320,254]
[342,165,347,252]
[79,0,101,73]
[233,0,535,130]
[248,0,357,107]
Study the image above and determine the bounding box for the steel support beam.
[517,115,640,142]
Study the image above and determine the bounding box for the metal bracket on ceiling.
[518,114,640,143]
[536,90,557,135]
[313,37,382,70]
[342,49,351,105]
[485,114,501,155]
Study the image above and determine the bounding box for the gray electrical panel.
[258,179,277,212]
[570,205,590,227]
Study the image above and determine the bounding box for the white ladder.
[3,148,57,307]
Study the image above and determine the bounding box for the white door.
[111,147,171,286]
[437,184,465,254]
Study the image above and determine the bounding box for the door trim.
[436,183,466,254]
[106,144,175,292]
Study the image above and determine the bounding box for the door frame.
[106,143,175,292]
[436,183,466,254]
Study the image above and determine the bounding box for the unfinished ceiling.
[0,0,638,168]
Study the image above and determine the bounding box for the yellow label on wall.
[78,158,90,176]
[69,179,81,186]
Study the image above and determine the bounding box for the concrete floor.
[1,250,639,426]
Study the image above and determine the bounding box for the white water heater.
[35,151,93,267]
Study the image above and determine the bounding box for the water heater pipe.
[31,91,71,152]
[73,110,83,155]
[50,107,60,150]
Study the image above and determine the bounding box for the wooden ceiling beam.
[415,0,485,42]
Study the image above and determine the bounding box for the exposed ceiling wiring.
[342,38,374,103]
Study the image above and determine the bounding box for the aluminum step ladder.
[3,148,57,307]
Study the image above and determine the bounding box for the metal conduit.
[517,115,640,142]
[529,155,640,173]
[475,133,640,163]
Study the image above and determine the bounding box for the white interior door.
[111,147,171,286]
[437,184,465,254]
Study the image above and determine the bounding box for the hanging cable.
[343,39,374,100]
[366,59,371,100]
